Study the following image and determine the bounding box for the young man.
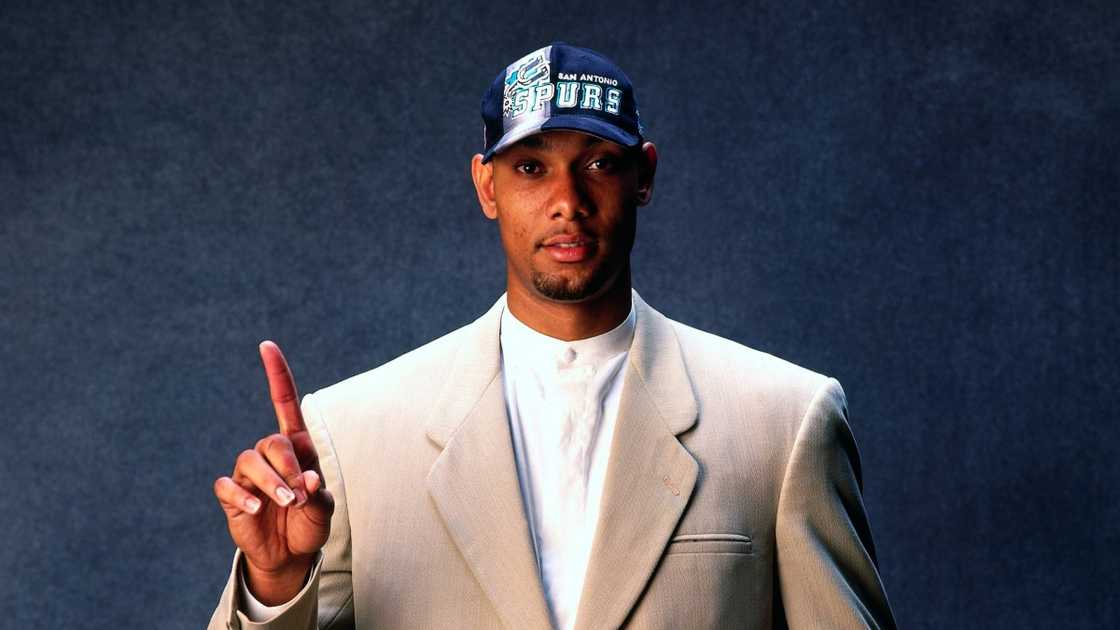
[209,42,897,629]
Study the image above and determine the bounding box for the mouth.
[540,234,597,263]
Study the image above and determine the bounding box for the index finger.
[259,340,307,436]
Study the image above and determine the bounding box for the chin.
[530,265,622,303]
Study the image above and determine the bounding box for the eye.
[514,160,543,175]
[587,155,621,171]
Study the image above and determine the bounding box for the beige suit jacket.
[209,290,896,629]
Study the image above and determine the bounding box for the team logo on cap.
[555,73,623,115]
[503,51,554,119]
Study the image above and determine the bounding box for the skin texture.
[213,129,657,606]
[470,130,658,340]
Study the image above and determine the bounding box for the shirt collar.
[499,291,636,372]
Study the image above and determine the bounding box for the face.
[471,130,656,305]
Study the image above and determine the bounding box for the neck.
[505,267,633,341]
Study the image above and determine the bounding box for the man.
[209,42,897,629]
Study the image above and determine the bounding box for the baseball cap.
[480,42,644,163]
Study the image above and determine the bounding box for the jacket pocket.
[665,533,753,555]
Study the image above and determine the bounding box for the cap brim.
[481,115,640,163]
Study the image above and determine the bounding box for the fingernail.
[294,487,308,507]
[245,497,262,514]
[276,486,295,506]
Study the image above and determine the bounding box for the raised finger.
[256,434,308,506]
[259,340,307,436]
[233,449,297,508]
[214,476,262,516]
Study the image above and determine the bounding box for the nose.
[548,168,590,220]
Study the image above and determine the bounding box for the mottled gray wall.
[3,1,1117,627]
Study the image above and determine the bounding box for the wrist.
[243,554,314,606]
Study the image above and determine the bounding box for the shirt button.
[560,347,577,364]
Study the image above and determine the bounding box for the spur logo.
[503,52,553,118]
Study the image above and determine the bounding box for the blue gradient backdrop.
[2,1,1117,627]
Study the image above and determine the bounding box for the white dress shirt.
[499,294,635,630]
[240,293,636,629]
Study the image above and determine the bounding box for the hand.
[213,341,335,605]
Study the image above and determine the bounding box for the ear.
[471,154,499,220]
[635,141,658,206]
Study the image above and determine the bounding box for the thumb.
[295,470,334,526]
[303,469,324,494]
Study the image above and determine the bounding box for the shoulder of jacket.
[665,318,843,449]
[667,317,832,401]
[308,316,477,410]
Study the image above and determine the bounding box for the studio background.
[3,2,1117,628]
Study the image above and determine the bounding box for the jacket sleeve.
[774,377,897,629]
[208,391,356,630]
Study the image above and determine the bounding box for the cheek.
[589,196,636,235]
[497,195,542,240]
[501,214,532,243]
[494,211,536,260]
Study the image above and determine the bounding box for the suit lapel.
[423,290,700,630]
[426,296,554,630]
[574,291,700,630]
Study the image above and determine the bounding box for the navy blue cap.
[480,42,644,163]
